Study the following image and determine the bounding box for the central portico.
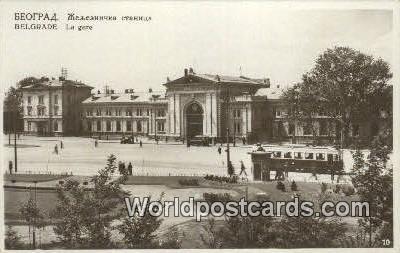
[163,68,270,142]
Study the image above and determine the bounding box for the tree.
[351,134,393,247]
[51,154,129,248]
[283,46,392,147]
[5,225,24,249]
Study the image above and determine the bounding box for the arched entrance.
[185,102,203,139]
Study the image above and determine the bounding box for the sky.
[0,2,393,93]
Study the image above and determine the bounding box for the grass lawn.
[4,173,70,183]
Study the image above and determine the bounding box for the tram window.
[316,153,325,160]
[295,152,303,159]
[273,152,281,158]
[334,155,339,161]
[305,153,314,159]
[284,152,292,158]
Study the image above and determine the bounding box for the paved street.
[3,135,252,177]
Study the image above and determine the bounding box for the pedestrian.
[139,140,142,147]
[128,162,133,175]
[135,137,138,143]
[54,144,59,154]
[218,146,222,155]
[239,160,247,177]
[95,139,98,147]
[118,161,123,174]
[122,162,126,175]
[242,136,246,145]
[9,161,13,174]
[60,140,64,149]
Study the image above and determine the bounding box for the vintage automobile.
[189,135,210,146]
[120,136,135,144]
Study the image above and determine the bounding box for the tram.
[248,144,344,181]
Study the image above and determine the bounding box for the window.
[352,124,360,136]
[54,121,58,131]
[87,122,92,131]
[157,110,165,117]
[234,122,241,134]
[116,121,121,131]
[27,96,32,104]
[106,121,111,131]
[126,109,132,116]
[233,109,241,118]
[37,108,45,116]
[137,121,142,132]
[97,120,101,131]
[54,106,59,116]
[137,108,142,116]
[87,109,93,116]
[305,153,314,160]
[295,152,303,159]
[157,121,165,132]
[27,106,32,116]
[146,109,150,116]
[127,121,132,131]
[54,95,58,104]
[289,123,295,135]
[284,152,292,158]
[319,121,328,136]
[106,109,112,116]
[316,153,325,160]
[303,122,312,135]
[273,151,281,158]
[28,122,31,131]
[116,109,122,116]
[38,95,44,105]
[96,109,101,116]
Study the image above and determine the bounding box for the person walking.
[95,139,98,147]
[139,140,143,147]
[128,162,133,175]
[239,160,247,177]
[8,161,13,175]
[54,144,59,154]
[60,140,64,149]
[217,145,222,155]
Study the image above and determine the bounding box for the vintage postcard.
[0,1,398,251]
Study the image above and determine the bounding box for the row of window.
[272,151,339,161]
[26,106,60,116]
[88,120,165,133]
[26,121,60,131]
[27,95,59,105]
[86,108,166,117]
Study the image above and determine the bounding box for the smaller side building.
[20,77,92,136]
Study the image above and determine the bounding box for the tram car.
[248,144,344,181]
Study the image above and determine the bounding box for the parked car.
[121,136,135,144]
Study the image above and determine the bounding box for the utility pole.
[32,181,37,249]
[226,127,230,169]
[14,110,18,173]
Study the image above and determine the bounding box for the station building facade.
[19,68,388,144]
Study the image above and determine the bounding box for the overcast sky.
[1,2,393,93]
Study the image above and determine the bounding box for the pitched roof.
[164,72,270,87]
[82,91,167,105]
[21,79,93,90]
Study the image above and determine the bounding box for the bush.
[276,181,286,192]
[178,178,199,186]
[203,192,232,204]
[321,182,328,193]
[341,185,355,196]
[204,174,237,184]
[291,181,298,191]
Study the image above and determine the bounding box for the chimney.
[130,89,134,93]
[148,88,153,93]
[167,77,170,82]
[184,68,188,77]
[97,90,101,94]
[125,89,129,94]
[111,89,115,94]
[189,67,194,74]
[277,85,280,89]
[215,75,220,82]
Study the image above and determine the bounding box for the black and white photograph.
[0,1,397,251]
